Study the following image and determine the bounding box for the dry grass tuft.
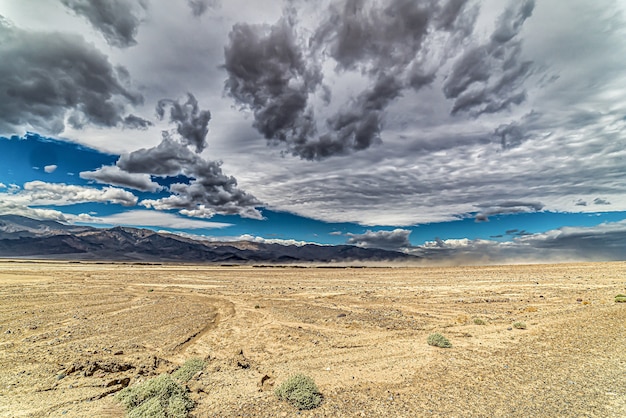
[427,333,452,348]
[275,374,323,410]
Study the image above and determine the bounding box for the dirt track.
[0,261,625,417]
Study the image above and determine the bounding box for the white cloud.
[237,234,314,247]
[0,183,5,189]
[44,164,57,173]
[0,181,138,223]
[21,181,137,206]
[347,229,412,250]
[83,210,232,230]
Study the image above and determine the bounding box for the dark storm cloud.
[116,95,262,219]
[80,165,162,192]
[443,0,534,116]
[0,18,144,134]
[305,0,474,158]
[123,114,153,130]
[223,17,322,155]
[120,140,262,219]
[298,75,403,159]
[476,201,544,220]
[313,0,432,74]
[118,135,199,176]
[139,153,262,220]
[156,93,212,153]
[494,120,529,149]
[346,229,411,250]
[593,198,611,205]
[60,0,147,48]
[225,0,476,159]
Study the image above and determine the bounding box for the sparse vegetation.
[116,358,205,418]
[275,373,323,410]
[116,374,193,418]
[473,318,486,325]
[615,294,626,303]
[513,321,527,330]
[254,304,260,309]
[427,333,452,348]
[171,357,206,382]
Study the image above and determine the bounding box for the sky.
[1,0,626,263]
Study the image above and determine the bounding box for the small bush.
[171,358,206,383]
[615,294,626,303]
[275,374,323,410]
[116,374,193,418]
[427,333,452,348]
[473,318,486,325]
[513,321,527,330]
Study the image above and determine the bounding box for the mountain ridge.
[0,215,418,263]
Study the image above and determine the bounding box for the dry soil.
[0,261,625,417]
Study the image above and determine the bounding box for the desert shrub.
[615,294,626,303]
[473,318,486,325]
[513,321,527,330]
[116,373,193,418]
[171,358,206,383]
[427,333,452,348]
[275,373,323,410]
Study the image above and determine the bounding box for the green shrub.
[615,294,626,303]
[473,318,486,325]
[427,333,452,348]
[513,321,527,330]
[275,374,323,410]
[171,358,206,383]
[116,373,193,418]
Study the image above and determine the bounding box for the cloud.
[443,0,534,115]
[60,0,148,48]
[411,219,626,264]
[0,201,78,223]
[313,0,470,76]
[593,198,611,205]
[44,165,58,173]
[85,210,232,229]
[346,228,411,250]
[115,94,262,219]
[0,17,147,135]
[156,93,212,153]
[20,181,138,206]
[187,0,219,17]
[0,183,6,189]
[0,181,138,222]
[223,16,323,157]
[224,0,478,159]
[80,165,162,192]
[475,200,544,221]
[237,234,312,247]
[123,114,153,130]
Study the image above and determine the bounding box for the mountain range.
[0,215,417,263]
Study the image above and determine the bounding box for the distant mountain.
[0,215,418,263]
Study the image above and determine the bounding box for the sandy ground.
[0,260,624,417]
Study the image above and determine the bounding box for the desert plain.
[0,260,624,417]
